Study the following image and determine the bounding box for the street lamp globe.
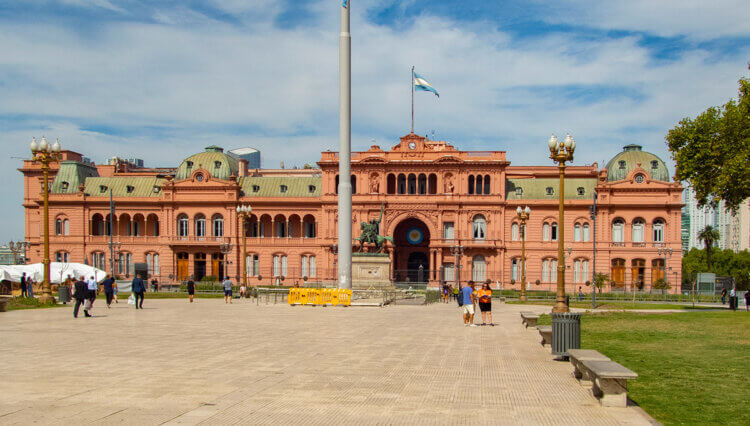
[516,206,522,214]
[524,206,531,215]
[51,138,61,153]
[548,134,559,153]
[563,133,573,149]
[39,136,49,152]
[30,137,38,152]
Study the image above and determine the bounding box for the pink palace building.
[20,133,684,293]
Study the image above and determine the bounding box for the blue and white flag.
[342,0,348,8]
[414,72,439,97]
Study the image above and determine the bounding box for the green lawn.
[3,296,65,311]
[507,300,718,310]
[538,311,750,425]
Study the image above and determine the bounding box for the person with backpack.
[461,281,477,327]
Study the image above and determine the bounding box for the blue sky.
[0,0,749,243]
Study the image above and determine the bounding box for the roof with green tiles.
[175,146,239,180]
[239,176,321,198]
[84,177,167,197]
[50,161,100,194]
[605,144,669,182]
[505,178,597,200]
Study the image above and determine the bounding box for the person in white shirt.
[222,278,233,304]
[86,276,99,311]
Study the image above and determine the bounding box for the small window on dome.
[99,185,108,193]
[195,173,204,182]
[577,187,585,196]
[214,161,222,169]
[252,185,260,193]
[153,186,160,193]
[61,181,69,190]
[126,185,135,193]
[186,161,193,168]
[635,174,645,183]
[545,187,554,195]
[515,187,523,196]
[280,185,288,193]
[651,160,658,169]
[308,185,316,193]
[618,160,626,169]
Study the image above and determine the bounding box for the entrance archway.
[393,217,431,283]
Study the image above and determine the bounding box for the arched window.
[582,223,590,242]
[417,173,427,195]
[117,252,133,276]
[551,222,558,241]
[335,174,339,194]
[653,219,665,242]
[475,175,483,195]
[91,252,105,270]
[55,218,62,235]
[55,251,69,263]
[146,253,160,276]
[511,258,519,281]
[472,215,486,240]
[428,174,437,194]
[651,258,665,283]
[574,223,582,242]
[468,175,475,195]
[63,219,69,235]
[397,174,406,194]
[350,175,357,194]
[612,219,625,243]
[472,255,486,282]
[301,255,317,278]
[511,223,519,241]
[611,258,626,286]
[177,214,189,237]
[387,174,396,194]
[543,258,558,283]
[273,254,287,277]
[212,214,224,237]
[195,214,206,238]
[632,218,645,243]
[484,175,491,194]
[543,223,550,241]
[407,174,417,194]
[91,214,104,236]
[246,254,259,277]
[542,259,550,282]
[303,215,316,238]
[574,259,589,283]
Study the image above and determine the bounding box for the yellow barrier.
[288,288,351,306]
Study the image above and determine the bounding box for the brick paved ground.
[0,299,651,425]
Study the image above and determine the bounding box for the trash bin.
[551,312,581,357]
[57,285,71,304]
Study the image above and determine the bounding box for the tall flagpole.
[337,0,352,290]
[411,66,414,134]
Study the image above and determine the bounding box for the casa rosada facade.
[20,133,684,292]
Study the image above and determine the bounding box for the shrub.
[201,275,218,282]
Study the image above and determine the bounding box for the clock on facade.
[408,142,416,150]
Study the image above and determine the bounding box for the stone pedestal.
[352,254,393,290]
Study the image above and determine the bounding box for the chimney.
[238,159,248,177]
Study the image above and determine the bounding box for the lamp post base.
[519,294,527,302]
[38,293,56,305]
[552,301,569,313]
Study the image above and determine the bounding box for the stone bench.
[520,311,539,328]
[0,296,11,312]
[568,349,611,386]
[537,325,552,346]
[580,358,638,407]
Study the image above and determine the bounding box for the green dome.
[175,146,239,180]
[605,144,670,182]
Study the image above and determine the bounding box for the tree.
[666,75,750,211]
[682,247,750,290]
[697,225,721,271]
[593,273,609,289]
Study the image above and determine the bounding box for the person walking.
[745,290,750,312]
[101,275,115,308]
[186,277,195,303]
[721,288,727,305]
[578,286,584,301]
[20,272,27,297]
[112,280,119,303]
[222,277,233,304]
[730,287,737,311]
[86,275,98,311]
[452,285,459,302]
[27,279,34,298]
[462,281,477,327]
[131,274,146,309]
[72,276,91,318]
[477,282,493,326]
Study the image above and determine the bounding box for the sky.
[1,0,749,243]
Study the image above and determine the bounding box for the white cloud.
[0,1,748,242]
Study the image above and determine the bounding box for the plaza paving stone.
[0,299,652,425]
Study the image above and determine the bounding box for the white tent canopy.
[0,263,107,284]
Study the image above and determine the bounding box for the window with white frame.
[542,259,550,282]
[511,258,518,281]
[301,255,317,278]
[612,219,624,242]
[582,259,589,283]
[117,252,133,276]
[212,214,224,237]
[583,223,590,242]
[472,215,486,240]
[511,223,519,241]
[177,214,189,237]
[443,263,455,281]
[550,259,557,283]
[472,255,486,282]
[551,223,558,241]
[632,219,645,242]
[246,254,259,277]
[574,259,581,283]
[55,251,69,263]
[543,223,550,241]
[653,219,664,242]
[273,254,287,276]
[574,223,582,242]
[443,222,455,240]
[92,252,105,270]
[146,253,160,277]
[195,214,206,237]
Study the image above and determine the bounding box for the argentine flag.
[414,72,439,97]
[342,0,348,8]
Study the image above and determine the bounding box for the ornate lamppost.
[8,241,30,265]
[515,206,531,302]
[30,137,62,304]
[450,241,465,290]
[236,205,252,287]
[219,241,232,281]
[108,241,121,278]
[657,247,673,290]
[548,133,575,313]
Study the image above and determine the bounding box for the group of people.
[70,273,150,317]
[18,273,35,298]
[457,281,494,326]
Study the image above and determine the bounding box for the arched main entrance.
[393,218,431,283]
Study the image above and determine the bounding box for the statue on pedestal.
[356,203,393,253]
